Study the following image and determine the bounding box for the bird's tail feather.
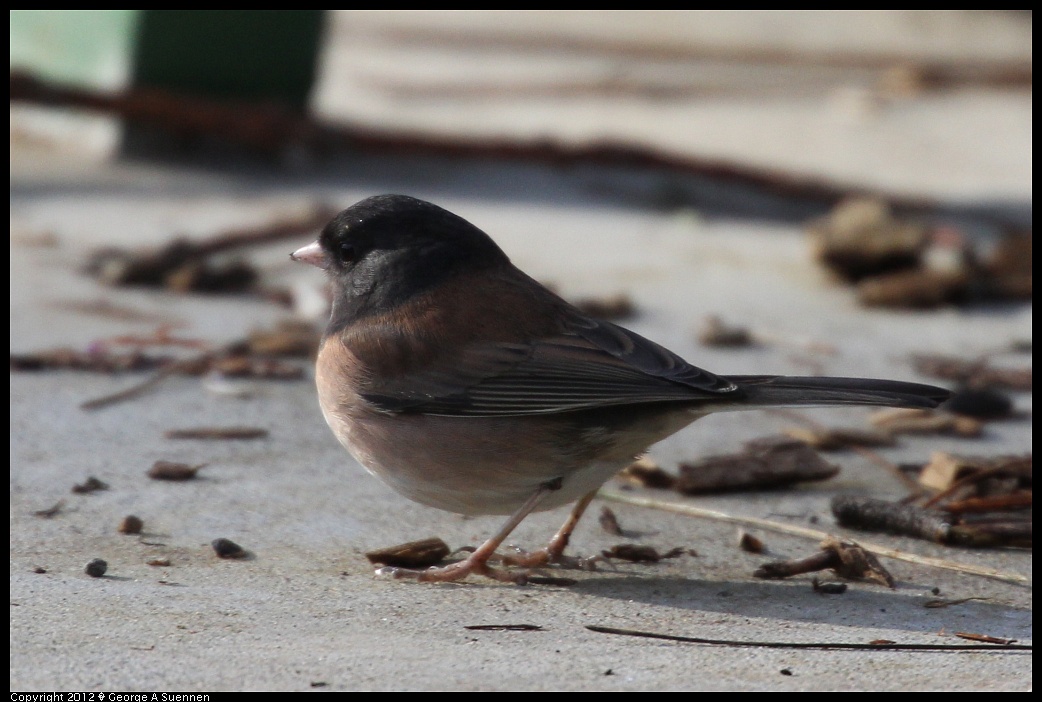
[726,375,950,410]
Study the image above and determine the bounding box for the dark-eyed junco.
[291,194,950,583]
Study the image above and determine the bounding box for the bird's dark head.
[292,195,510,323]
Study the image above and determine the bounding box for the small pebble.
[85,558,108,577]
[212,538,248,559]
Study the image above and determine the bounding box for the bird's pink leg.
[376,480,565,584]
[501,490,598,568]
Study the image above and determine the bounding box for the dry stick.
[79,327,309,410]
[597,489,1028,586]
[944,492,1033,514]
[920,462,1029,510]
[585,625,1031,651]
[6,71,967,220]
[80,351,218,411]
[166,205,338,259]
[84,205,338,292]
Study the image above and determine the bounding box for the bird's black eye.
[339,242,355,263]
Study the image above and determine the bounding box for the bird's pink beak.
[290,241,328,269]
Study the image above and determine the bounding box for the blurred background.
[10,10,1032,323]
[11,10,1032,203]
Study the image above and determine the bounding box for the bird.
[291,194,950,584]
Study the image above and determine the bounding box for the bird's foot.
[498,545,600,571]
[375,553,530,584]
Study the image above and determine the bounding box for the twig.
[11,70,1020,228]
[942,492,1032,514]
[78,329,308,410]
[83,205,337,292]
[80,352,217,411]
[675,437,839,494]
[585,625,1030,651]
[831,496,951,542]
[920,460,1031,509]
[164,427,268,440]
[33,500,65,518]
[597,489,1029,586]
[754,539,894,588]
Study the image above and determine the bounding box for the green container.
[12,10,325,108]
[132,10,326,110]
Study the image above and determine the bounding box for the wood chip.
[784,426,895,450]
[698,315,753,347]
[617,455,676,489]
[118,515,144,534]
[72,476,109,494]
[147,461,207,481]
[676,438,839,494]
[365,537,451,568]
[808,197,928,282]
[738,532,766,554]
[570,293,635,321]
[869,408,982,437]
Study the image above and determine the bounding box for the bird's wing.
[361,315,741,416]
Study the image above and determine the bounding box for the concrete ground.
[10,11,1031,691]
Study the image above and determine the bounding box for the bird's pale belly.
[323,405,698,516]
